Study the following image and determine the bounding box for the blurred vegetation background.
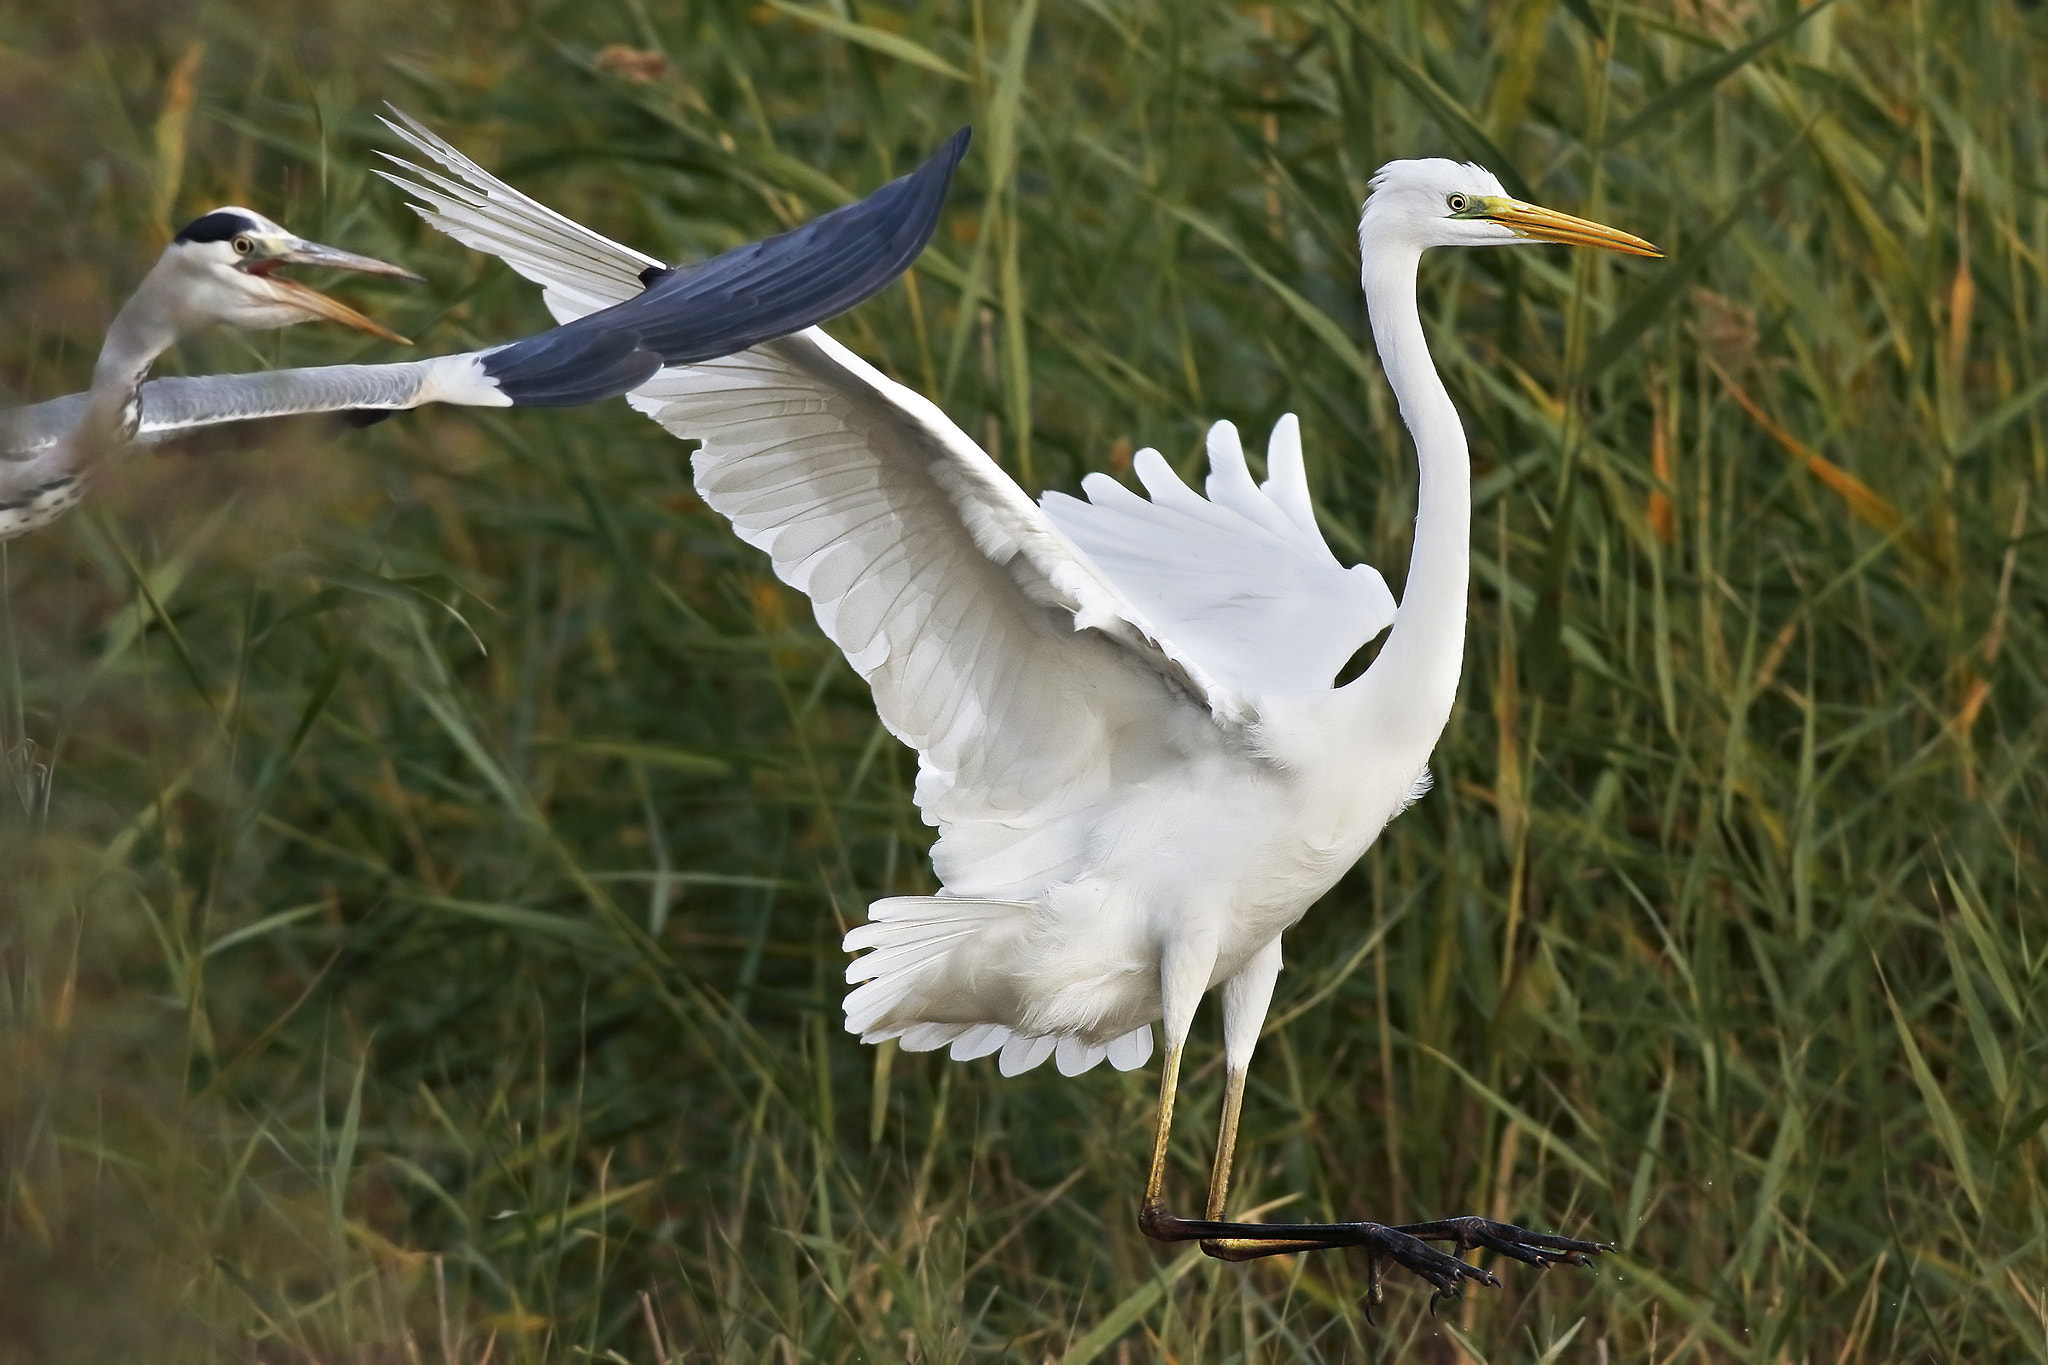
[2,0,2044,1359]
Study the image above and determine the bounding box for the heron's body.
[382,120,1656,1297]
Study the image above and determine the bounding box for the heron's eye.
[1447,194,1469,214]
[232,236,254,256]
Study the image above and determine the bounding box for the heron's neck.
[1344,241,1470,755]
[73,259,188,453]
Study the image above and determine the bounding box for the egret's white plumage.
[382,123,1657,1292]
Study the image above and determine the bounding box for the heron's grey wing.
[133,360,507,435]
[4,329,668,464]
[0,404,89,538]
[1,395,89,461]
[535,129,967,367]
[379,112,971,369]
[1040,415,1398,697]
[628,330,1244,902]
[0,362,497,461]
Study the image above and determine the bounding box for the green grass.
[3,0,2045,1359]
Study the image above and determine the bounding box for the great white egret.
[2,127,968,538]
[383,120,1660,1303]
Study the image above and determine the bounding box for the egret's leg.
[1192,1063,1353,1261]
[1139,1038,1184,1220]
[1133,939,1591,1302]
[1139,939,1347,1258]
[1138,929,1217,1239]
[1195,941,1349,1260]
[1204,1063,1247,1220]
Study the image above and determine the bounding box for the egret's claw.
[1390,1215,1611,1271]
[1362,1225,1496,1301]
[1141,1204,1590,1311]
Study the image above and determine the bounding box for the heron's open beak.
[260,277,414,345]
[1485,200,1662,257]
[272,239,425,281]
[255,238,423,345]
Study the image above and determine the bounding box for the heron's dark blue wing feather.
[476,127,969,406]
[480,329,664,408]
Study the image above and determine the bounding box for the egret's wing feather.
[1041,415,1395,696]
[629,330,1238,898]
[376,118,1260,899]
[377,109,657,323]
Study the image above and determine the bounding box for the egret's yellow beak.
[1479,198,1662,257]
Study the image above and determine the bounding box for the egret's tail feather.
[1105,1024,1154,1071]
[842,895,1029,1038]
[897,1022,970,1052]
[1056,1036,1108,1076]
[948,1023,1009,1060]
[999,1033,1058,1075]
[842,896,1153,1076]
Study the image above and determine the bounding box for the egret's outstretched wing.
[1041,416,1396,697]
[627,330,1243,898]
[363,121,1308,902]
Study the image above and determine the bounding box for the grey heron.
[3,125,970,538]
[381,121,1658,1305]
[0,208,417,537]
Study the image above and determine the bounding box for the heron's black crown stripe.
[174,211,263,245]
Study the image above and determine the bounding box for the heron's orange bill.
[1487,201,1662,257]
[272,240,424,281]
[268,277,413,345]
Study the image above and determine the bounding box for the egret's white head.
[157,208,421,342]
[1360,159,1661,258]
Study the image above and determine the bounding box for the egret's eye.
[232,236,255,256]
[1447,194,1469,214]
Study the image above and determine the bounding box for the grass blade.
[1876,955,1984,1215]
[1604,0,1842,147]
[765,2,969,82]
[1576,119,1814,383]
[1341,17,1533,201]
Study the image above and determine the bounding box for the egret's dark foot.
[1390,1214,1610,1269]
[1138,1203,1500,1305]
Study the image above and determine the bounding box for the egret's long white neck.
[1345,236,1471,759]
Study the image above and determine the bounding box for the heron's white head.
[156,207,421,343]
[1360,159,1661,258]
